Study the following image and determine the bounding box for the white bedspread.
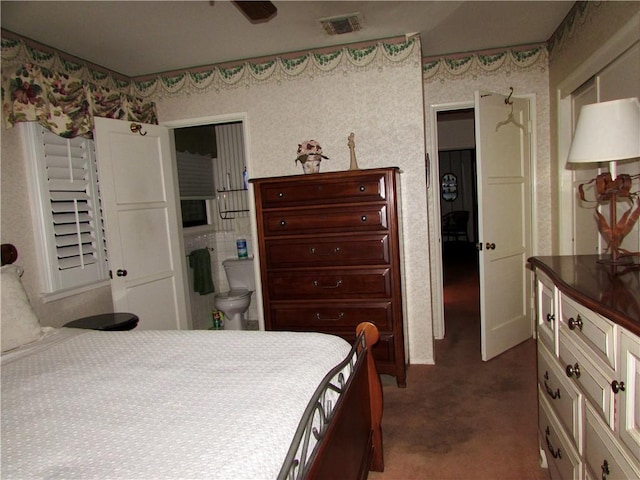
[1,328,352,479]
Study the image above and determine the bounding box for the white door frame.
[160,113,264,329]
[429,96,538,344]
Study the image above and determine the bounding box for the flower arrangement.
[296,140,329,165]
[295,140,329,174]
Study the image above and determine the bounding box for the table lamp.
[566,97,640,265]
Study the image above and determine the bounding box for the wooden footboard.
[279,322,384,480]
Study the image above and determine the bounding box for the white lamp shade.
[567,97,640,164]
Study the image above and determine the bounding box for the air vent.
[319,13,362,35]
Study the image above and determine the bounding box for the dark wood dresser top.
[528,255,640,337]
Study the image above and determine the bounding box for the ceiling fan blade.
[233,1,277,23]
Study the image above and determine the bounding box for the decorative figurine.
[348,132,359,170]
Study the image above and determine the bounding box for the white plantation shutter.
[26,124,109,293]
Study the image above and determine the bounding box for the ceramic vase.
[302,155,322,174]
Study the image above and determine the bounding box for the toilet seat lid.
[217,288,251,300]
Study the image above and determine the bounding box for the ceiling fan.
[232,1,277,23]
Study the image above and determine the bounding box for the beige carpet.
[369,243,549,480]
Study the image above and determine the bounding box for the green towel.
[188,249,215,295]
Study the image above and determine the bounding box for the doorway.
[436,108,481,349]
[166,115,255,330]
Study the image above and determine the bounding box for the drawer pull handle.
[545,427,562,459]
[313,280,343,289]
[546,313,554,323]
[359,185,366,192]
[543,372,561,399]
[310,247,341,256]
[611,380,625,394]
[601,460,610,480]
[278,192,284,198]
[565,363,581,379]
[315,312,345,321]
[568,315,583,331]
[279,219,287,227]
[361,215,367,222]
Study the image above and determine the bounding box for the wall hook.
[504,86,514,105]
[130,123,147,136]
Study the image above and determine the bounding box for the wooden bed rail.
[279,321,384,480]
[357,321,384,472]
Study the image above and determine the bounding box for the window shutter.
[27,125,109,293]
[176,151,215,198]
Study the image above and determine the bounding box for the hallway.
[369,241,547,479]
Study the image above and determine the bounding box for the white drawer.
[560,294,616,369]
[539,393,582,480]
[584,402,640,480]
[538,342,583,451]
[536,271,557,353]
[559,329,615,429]
[618,329,640,465]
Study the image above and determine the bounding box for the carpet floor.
[369,242,549,480]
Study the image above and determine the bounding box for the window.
[24,124,109,294]
[175,151,216,228]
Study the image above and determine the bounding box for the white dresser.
[529,256,640,480]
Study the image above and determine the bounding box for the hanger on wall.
[495,87,525,131]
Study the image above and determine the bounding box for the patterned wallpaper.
[0,1,611,362]
[155,37,433,364]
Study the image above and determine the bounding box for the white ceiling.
[1,1,575,78]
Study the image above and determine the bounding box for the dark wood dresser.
[252,167,406,387]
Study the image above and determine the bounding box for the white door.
[94,118,191,330]
[475,91,532,361]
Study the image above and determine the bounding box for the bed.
[1,243,384,479]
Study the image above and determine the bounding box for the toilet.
[214,258,255,330]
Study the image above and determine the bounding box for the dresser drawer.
[264,234,390,268]
[537,342,583,450]
[559,329,615,429]
[258,172,387,208]
[269,301,394,331]
[261,204,387,236]
[560,294,615,369]
[618,329,640,465]
[539,393,582,480]
[267,268,393,300]
[584,403,640,480]
[536,270,558,354]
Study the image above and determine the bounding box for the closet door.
[599,43,640,254]
[568,41,640,255]
[570,81,600,255]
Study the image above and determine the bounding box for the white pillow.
[1,264,44,352]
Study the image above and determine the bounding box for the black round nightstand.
[64,313,139,331]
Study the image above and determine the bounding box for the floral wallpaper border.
[422,44,548,83]
[547,1,595,63]
[1,34,420,100]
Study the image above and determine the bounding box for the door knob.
[116,269,128,277]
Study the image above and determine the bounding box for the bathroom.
[175,122,258,331]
